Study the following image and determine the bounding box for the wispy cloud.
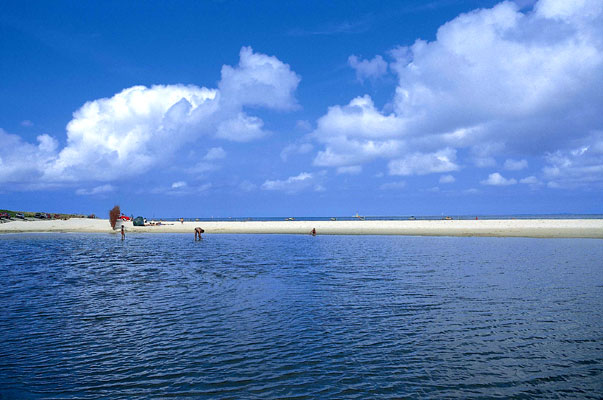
[439,175,455,184]
[337,165,362,175]
[203,147,226,161]
[289,18,372,36]
[380,181,406,190]
[262,172,324,194]
[75,184,115,196]
[171,181,187,189]
[151,183,211,196]
[504,159,528,171]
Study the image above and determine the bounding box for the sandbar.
[1,218,602,238]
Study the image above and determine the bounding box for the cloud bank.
[312,0,603,186]
[1,47,300,186]
[3,0,602,196]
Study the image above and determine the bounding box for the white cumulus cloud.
[219,46,300,111]
[348,55,388,82]
[388,149,459,176]
[0,129,58,185]
[1,47,300,186]
[481,172,517,186]
[542,138,603,188]
[313,95,404,167]
[311,0,603,186]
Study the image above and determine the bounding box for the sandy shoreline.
[0,218,602,238]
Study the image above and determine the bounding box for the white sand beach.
[1,218,602,238]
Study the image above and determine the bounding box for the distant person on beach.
[195,227,204,240]
[180,218,184,224]
[311,228,316,236]
[121,225,125,240]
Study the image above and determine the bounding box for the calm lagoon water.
[0,233,602,399]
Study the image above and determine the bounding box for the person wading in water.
[195,227,204,240]
[121,224,125,240]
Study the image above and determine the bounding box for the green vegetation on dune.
[0,209,93,219]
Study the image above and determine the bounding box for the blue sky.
[1,0,602,218]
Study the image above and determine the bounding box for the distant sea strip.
[156,214,603,222]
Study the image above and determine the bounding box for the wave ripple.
[1,234,602,398]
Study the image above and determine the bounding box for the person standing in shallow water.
[195,227,204,240]
[121,224,125,240]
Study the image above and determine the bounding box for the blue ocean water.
[158,214,603,222]
[0,233,602,399]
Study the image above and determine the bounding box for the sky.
[1,0,602,218]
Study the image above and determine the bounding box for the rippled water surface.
[1,234,602,399]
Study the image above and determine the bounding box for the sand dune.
[1,218,602,238]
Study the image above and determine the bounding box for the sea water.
[0,233,601,399]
